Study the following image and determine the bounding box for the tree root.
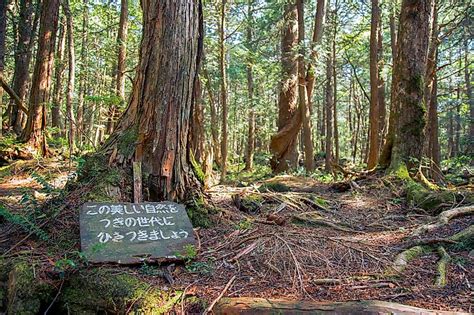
[412,205,474,236]
[435,246,450,287]
[390,225,473,276]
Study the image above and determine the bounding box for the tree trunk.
[389,0,433,172]
[244,0,255,171]
[332,16,339,165]
[379,3,398,167]
[64,0,76,152]
[76,0,88,146]
[0,0,7,136]
[51,16,66,134]
[20,0,60,156]
[367,0,380,169]
[325,41,333,172]
[377,21,386,148]
[202,64,221,167]
[297,0,314,171]
[108,0,128,136]
[100,0,203,201]
[465,27,473,155]
[219,0,229,179]
[190,76,205,164]
[270,0,301,173]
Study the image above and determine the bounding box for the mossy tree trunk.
[388,0,433,172]
[100,0,203,201]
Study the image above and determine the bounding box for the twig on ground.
[203,275,236,315]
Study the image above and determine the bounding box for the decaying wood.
[435,246,450,287]
[412,205,474,236]
[214,298,468,314]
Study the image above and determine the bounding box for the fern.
[0,204,49,241]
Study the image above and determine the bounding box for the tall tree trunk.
[377,22,386,148]
[332,12,339,164]
[219,0,229,179]
[64,0,76,152]
[379,2,398,167]
[0,0,7,136]
[389,0,433,172]
[244,0,255,171]
[202,64,221,167]
[424,1,440,178]
[9,0,35,134]
[270,0,301,173]
[297,0,314,171]
[325,40,333,172]
[101,0,203,201]
[20,0,60,156]
[51,16,66,134]
[368,0,380,169]
[76,0,88,146]
[108,0,128,136]
[465,27,473,155]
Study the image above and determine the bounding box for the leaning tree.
[85,0,203,202]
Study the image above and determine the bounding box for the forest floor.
[0,158,472,313]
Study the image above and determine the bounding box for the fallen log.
[214,298,469,314]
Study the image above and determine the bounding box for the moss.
[190,152,205,185]
[258,182,291,193]
[61,268,182,314]
[449,225,474,251]
[185,195,217,228]
[0,258,10,310]
[117,126,138,158]
[7,261,54,315]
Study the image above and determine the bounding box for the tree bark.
[219,0,229,179]
[465,27,473,155]
[325,36,333,172]
[389,0,433,172]
[270,0,301,173]
[244,0,256,171]
[202,64,221,167]
[367,0,380,169]
[190,76,205,164]
[51,16,66,134]
[297,0,314,171]
[101,0,203,201]
[64,0,76,152]
[20,0,60,156]
[76,0,88,146]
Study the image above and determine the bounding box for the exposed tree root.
[391,225,473,276]
[435,246,450,287]
[412,205,474,236]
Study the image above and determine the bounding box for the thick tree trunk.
[367,0,380,169]
[76,0,88,145]
[332,23,339,164]
[377,23,386,148]
[297,0,314,171]
[64,0,77,152]
[190,76,205,164]
[101,0,203,201]
[20,0,60,156]
[389,0,433,172]
[51,17,66,134]
[219,0,229,179]
[270,1,301,173]
[244,0,255,171]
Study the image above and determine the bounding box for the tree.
[51,17,66,134]
[219,0,229,179]
[270,0,300,173]
[64,0,77,152]
[296,0,314,171]
[244,0,256,171]
[0,0,7,135]
[99,0,203,200]
[367,0,381,169]
[20,0,60,156]
[388,0,433,172]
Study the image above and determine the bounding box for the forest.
[0,0,472,313]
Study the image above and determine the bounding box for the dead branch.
[412,205,474,236]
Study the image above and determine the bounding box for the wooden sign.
[79,202,196,264]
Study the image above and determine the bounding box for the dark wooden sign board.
[79,202,196,264]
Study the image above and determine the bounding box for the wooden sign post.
[79,202,196,264]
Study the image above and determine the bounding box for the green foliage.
[258,181,290,192]
[0,204,48,241]
[235,218,253,230]
[185,260,214,275]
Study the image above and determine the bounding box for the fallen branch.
[0,74,28,114]
[435,246,450,287]
[203,275,236,315]
[291,212,358,233]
